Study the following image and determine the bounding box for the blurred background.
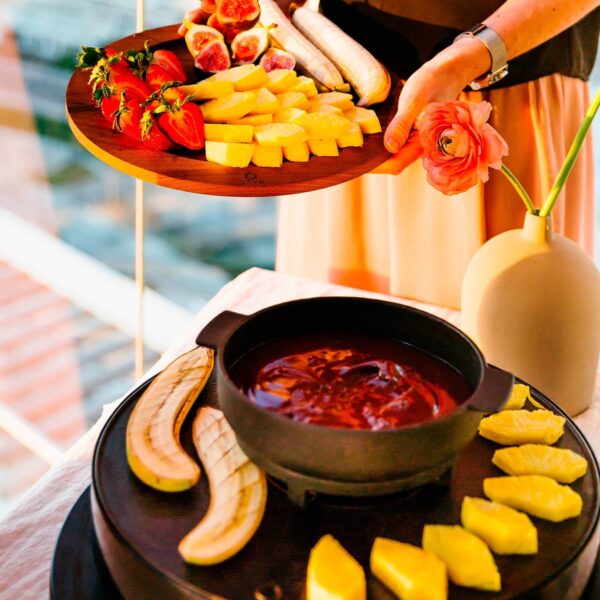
[0,0,598,517]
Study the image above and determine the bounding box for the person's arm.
[378,0,599,174]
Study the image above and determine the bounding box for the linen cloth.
[0,267,598,599]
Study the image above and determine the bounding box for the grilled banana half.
[178,407,268,565]
[126,346,214,492]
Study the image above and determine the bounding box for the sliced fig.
[195,38,231,73]
[203,0,218,13]
[215,0,260,27]
[185,23,224,57]
[207,13,250,44]
[231,27,269,64]
[259,47,296,72]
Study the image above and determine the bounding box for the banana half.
[178,407,268,565]
[126,346,214,492]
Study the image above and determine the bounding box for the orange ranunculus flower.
[416,100,508,195]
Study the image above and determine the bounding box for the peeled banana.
[178,407,268,565]
[126,346,214,492]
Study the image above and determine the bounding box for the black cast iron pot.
[196,297,513,504]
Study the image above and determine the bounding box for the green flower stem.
[500,164,537,215]
[539,86,600,217]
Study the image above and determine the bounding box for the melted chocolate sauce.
[231,334,472,430]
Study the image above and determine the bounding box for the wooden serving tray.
[85,360,599,599]
[65,25,397,197]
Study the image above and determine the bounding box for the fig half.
[195,38,232,73]
[215,0,260,27]
[231,27,269,64]
[259,47,296,72]
[184,23,224,58]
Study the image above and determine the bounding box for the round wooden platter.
[84,364,600,600]
[65,24,397,197]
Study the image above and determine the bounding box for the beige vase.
[461,212,600,416]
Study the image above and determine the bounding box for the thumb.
[384,112,413,154]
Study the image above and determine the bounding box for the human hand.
[373,38,492,175]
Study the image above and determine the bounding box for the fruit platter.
[51,298,600,600]
[65,0,397,197]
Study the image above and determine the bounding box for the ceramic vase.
[461,213,600,416]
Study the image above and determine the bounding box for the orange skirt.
[276,74,594,308]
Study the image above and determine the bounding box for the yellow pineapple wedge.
[492,444,588,483]
[200,92,257,123]
[297,112,351,140]
[276,91,310,110]
[204,124,254,143]
[478,409,565,445]
[266,69,298,93]
[251,144,283,167]
[209,64,269,91]
[337,122,364,148]
[204,141,254,168]
[230,113,273,126]
[250,88,281,115]
[178,80,235,101]
[502,384,533,410]
[308,139,339,157]
[309,91,354,108]
[370,537,447,600]
[344,107,382,134]
[291,75,319,97]
[310,104,344,115]
[307,535,366,600]
[422,525,501,592]
[484,475,583,522]
[274,107,306,124]
[254,123,308,147]
[461,496,538,555]
[283,142,310,162]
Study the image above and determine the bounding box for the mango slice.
[251,145,283,167]
[297,112,351,140]
[283,142,310,162]
[250,88,281,115]
[254,123,308,147]
[308,139,339,157]
[478,409,565,445]
[310,103,344,115]
[179,80,235,101]
[343,107,382,134]
[210,64,269,91]
[337,122,364,148]
[307,535,366,600]
[484,475,583,522]
[204,124,254,143]
[276,91,310,110]
[204,141,253,168]
[461,496,537,555]
[492,444,588,483]
[230,113,273,126]
[371,537,447,600]
[291,75,319,97]
[274,107,307,124]
[309,91,354,108]
[422,525,501,592]
[502,384,533,410]
[200,92,257,123]
[423,525,501,592]
[266,69,298,93]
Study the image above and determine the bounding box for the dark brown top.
[323,0,600,89]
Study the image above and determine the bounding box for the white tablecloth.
[1,267,598,599]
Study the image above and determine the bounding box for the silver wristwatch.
[455,24,509,90]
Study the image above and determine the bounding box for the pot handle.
[469,365,514,413]
[195,310,249,350]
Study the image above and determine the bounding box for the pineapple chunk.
[307,535,366,600]
[250,88,281,115]
[308,139,339,157]
[337,122,364,148]
[492,444,588,483]
[254,123,308,147]
[230,113,273,126]
[276,91,310,110]
[297,112,351,140]
[461,497,538,555]
[204,124,254,143]
[310,92,354,108]
[484,475,583,522]
[370,538,447,600]
[266,69,298,93]
[478,409,565,445]
[204,141,254,168]
[274,107,306,124]
[178,80,235,101]
[344,107,382,134]
[291,75,318,97]
[283,142,310,162]
[200,92,257,123]
[251,144,283,167]
[502,384,533,410]
[422,525,501,592]
[209,64,269,91]
[310,104,343,115]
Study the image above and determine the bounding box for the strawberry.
[110,71,152,103]
[151,49,187,82]
[100,95,121,125]
[146,64,178,91]
[155,96,205,150]
[140,110,176,150]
